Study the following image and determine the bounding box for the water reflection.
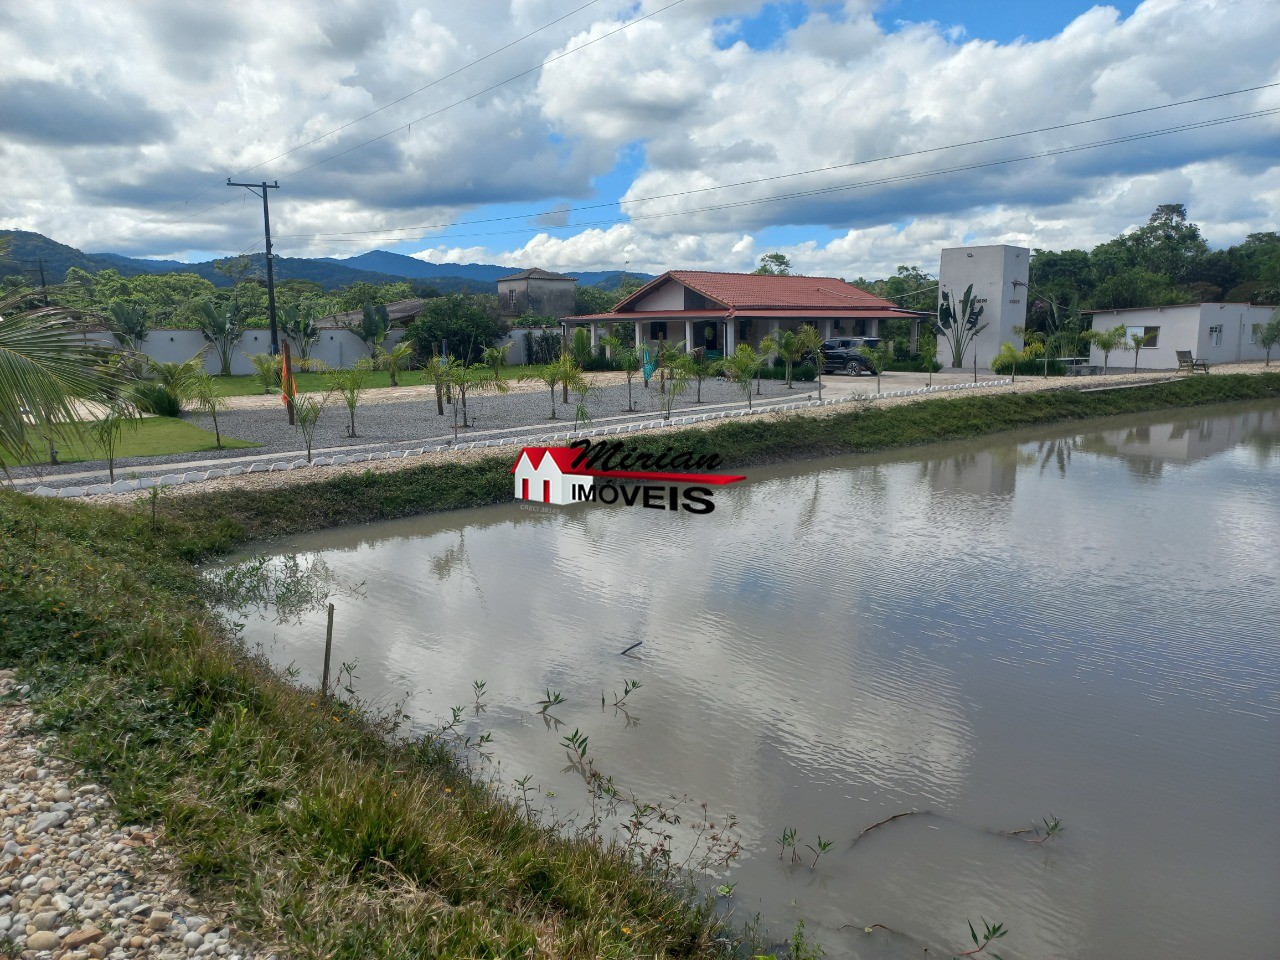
[228,398,1280,960]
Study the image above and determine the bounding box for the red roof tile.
[614,271,903,313]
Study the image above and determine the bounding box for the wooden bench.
[1176,350,1210,374]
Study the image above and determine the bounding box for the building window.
[1250,324,1261,344]
[651,321,668,340]
[1209,324,1222,347]
[1126,325,1160,348]
[508,290,516,306]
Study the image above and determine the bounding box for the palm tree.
[108,301,151,354]
[378,340,414,387]
[281,304,320,364]
[600,336,640,411]
[717,344,764,411]
[191,372,227,449]
[198,301,242,376]
[796,323,826,400]
[774,329,807,388]
[1083,324,1128,374]
[352,302,389,356]
[0,283,123,466]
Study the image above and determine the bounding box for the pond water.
[229,399,1280,960]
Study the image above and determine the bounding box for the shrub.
[759,362,817,381]
[991,354,1067,376]
[132,382,183,417]
[885,356,943,373]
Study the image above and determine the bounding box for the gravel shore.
[0,672,277,960]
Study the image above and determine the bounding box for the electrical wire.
[284,107,1280,244]
[277,80,1280,240]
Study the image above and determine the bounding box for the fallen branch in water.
[991,815,1063,845]
[850,809,930,846]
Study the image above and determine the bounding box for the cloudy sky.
[1,0,1277,277]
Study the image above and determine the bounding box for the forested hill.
[0,231,647,293]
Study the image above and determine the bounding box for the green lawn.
[5,417,258,467]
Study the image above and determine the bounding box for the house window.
[651,321,668,340]
[1126,325,1160,348]
[1209,325,1222,347]
[508,289,516,306]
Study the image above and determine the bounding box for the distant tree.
[334,281,384,313]
[406,293,504,365]
[934,284,988,368]
[575,284,619,316]
[754,252,792,276]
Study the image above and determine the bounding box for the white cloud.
[0,0,1276,276]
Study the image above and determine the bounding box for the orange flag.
[280,341,297,406]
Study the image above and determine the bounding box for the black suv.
[821,337,881,375]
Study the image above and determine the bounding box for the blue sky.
[1,0,1275,277]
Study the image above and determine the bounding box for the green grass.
[1,373,1277,960]
[0,494,724,959]
[2,417,259,467]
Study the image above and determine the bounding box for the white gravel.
[0,671,280,960]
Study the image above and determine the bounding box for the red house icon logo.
[511,447,594,505]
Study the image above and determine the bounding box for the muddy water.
[231,399,1280,959]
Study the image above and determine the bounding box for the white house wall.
[1088,303,1274,369]
[632,279,686,312]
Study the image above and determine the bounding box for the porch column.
[589,322,598,350]
[604,322,615,359]
[725,318,735,353]
[634,320,643,350]
[685,318,694,350]
[870,318,881,337]
[768,318,780,354]
[822,319,833,339]
[910,320,920,354]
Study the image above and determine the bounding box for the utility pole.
[226,180,281,355]
[36,258,49,307]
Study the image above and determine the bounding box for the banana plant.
[197,301,243,376]
[935,284,988,368]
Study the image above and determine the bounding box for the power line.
[285,107,1280,244]
[277,0,687,183]
[277,80,1280,240]
[90,0,669,248]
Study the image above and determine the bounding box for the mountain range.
[0,230,648,293]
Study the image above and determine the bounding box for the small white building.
[1086,302,1277,370]
[937,244,1030,370]
[511,447,592,506]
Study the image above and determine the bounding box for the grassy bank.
[2,373,1277,959]
[0,494,724,959]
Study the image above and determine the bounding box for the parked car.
[821,337,881,375]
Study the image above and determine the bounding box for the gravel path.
[9,376,807,486]
[0,671,278,960]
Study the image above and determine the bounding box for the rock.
[183,930,205,948]
[53,787,72,802]
[28,810,70,834]
[63,926,105,948]
[146,911,172,931]
[87,945,107,959]
[32,911,59,930]
[26,929,62,950]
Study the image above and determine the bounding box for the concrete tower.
[937,245,1030,370]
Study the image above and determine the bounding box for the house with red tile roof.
[567,270,929,355]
